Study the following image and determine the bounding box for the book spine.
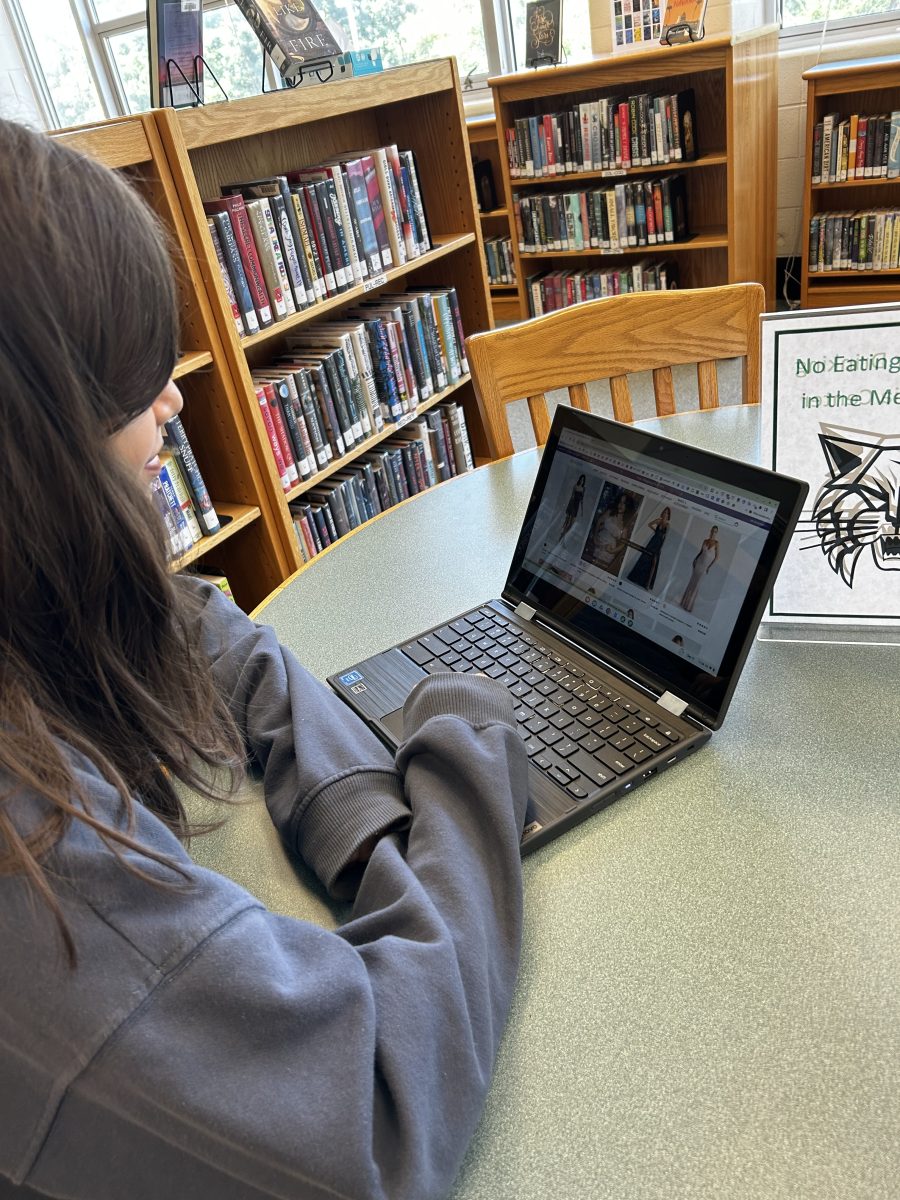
[207,219,245,337]
[256,386,291,493]
[264,381,298,485]
[208,212,259,336]
[387,144,417,259]
[294,366,331,467]
[300,184,338,296]
[373,148,407,266]
[324,176,358,286]
[291,188,326,300]
[401,150,431,253]
[149,473,183,558]
[163,415,220,534]
[160,452,203,545]
[222,197,272,326]
[270,193,307,310]
[246,200,288,318]
[157,462,194,555]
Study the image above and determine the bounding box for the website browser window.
[521,428,779,676]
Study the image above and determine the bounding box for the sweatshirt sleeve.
[21,653,530,1200]
[182,577,412,897]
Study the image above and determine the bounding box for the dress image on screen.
[625,505,671,590]
[680,525,720,612]
[581,485,642,577]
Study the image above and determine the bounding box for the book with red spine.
[261,380,298,486]
[255,385,291,493]
[203,195,272,327]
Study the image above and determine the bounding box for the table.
[189,407,900,1200]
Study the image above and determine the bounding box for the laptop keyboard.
[400,605,683,802]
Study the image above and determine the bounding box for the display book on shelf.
[466,116,524,323]
[801,53,900,309]
[49,114,299,613]
[488,30,778,316]
[154,56,494,572]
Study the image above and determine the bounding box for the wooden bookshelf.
[154,58,494,579]
[467,116,525,323]
[50,114,298,612]
[800,55,900,308]
[488,31,778,315]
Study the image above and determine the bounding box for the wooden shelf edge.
[508,153,727,190]
[812,175,900,190]
[489,283,519,291]
[285,375,472,502]
[519,231,728,259]
[238,234,476,353]
[480,208,510,219]
[808,269,900,279]
[173,349,214,379]
[174,502,261,569]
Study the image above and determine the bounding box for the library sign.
[760,305,900,636]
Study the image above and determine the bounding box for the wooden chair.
[465,283,764,459]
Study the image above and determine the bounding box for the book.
[231,0,342,81]
[159,451,203,546]
[147,0,203,109]
[207,218,245,338]
[203,195,273,327]
[525,0,562,67]
[660,0,708,44]
[207,211,260,336]
[162,415,220,534]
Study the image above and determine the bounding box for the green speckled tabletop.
[189,407,900,1200]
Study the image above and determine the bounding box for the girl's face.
[109,380,183,482]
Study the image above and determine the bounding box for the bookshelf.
[50,114,297,612]
[467,116,525,323]
[800,55,900,308]
[488,31,778,313]
[154,57,494,563]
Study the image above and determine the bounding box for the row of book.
[808,209,900,273]
[250,287,470,493]
[151,414,221,558]
[203,145,432,338]
[505,88,698,180]
[289,401,474,563]
[514,177,689,255]
[484,235,516,285]
[525,262,678,316]
[812,111,900,185]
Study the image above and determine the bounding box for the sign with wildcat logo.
[760,305,900,638]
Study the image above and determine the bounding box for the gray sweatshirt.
[0,580,528,1199]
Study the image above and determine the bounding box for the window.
[8,0,593,127]
[780,0,900,34]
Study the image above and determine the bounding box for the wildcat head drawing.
[813,423,900,587]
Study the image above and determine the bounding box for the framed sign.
[760,304,900,643]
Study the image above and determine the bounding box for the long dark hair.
[0,118,245,962]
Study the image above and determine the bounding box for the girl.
[0,117,527,1200]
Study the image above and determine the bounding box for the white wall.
[0,2,41,125]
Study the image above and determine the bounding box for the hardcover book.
[232,0,342,81]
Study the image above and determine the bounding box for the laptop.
[328,406,807,853]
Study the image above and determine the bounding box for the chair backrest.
[465,283,764,459]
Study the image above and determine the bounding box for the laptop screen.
[504,407,806,729]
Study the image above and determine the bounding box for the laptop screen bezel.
[501,406,807,730]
